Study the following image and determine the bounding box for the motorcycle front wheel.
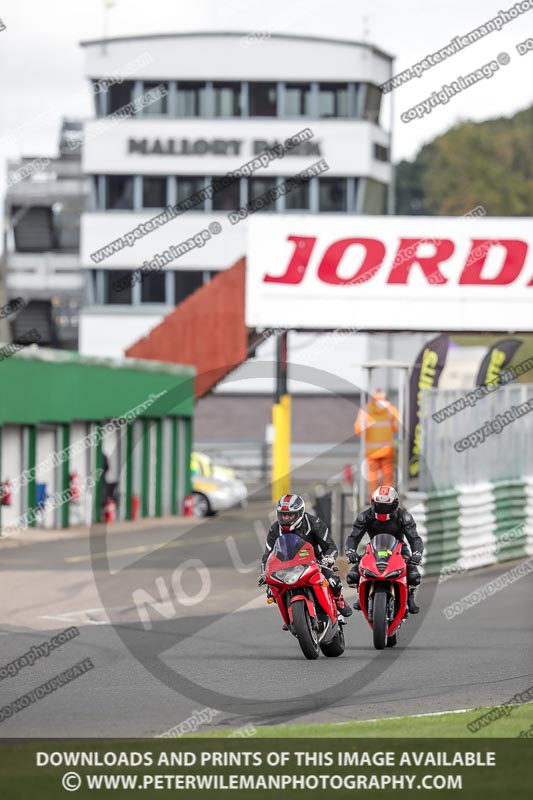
[320,625,345,657]
[372,586,388,650]
[291,601,320,660]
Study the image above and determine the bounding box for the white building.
[5,120,88,349]
[79,31,394,368]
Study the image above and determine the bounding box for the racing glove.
[345,549,359,564]
[320,555,336,568]
[258,571,266,586]
[409,551,423,565]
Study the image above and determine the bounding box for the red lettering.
[263,236,316,284]
[387,239,454,284]
[460,239,528,284]
[262,235,531,288]
[317,238,385,285]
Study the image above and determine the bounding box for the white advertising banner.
[245,215,533,331]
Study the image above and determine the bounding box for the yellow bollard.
[271,394,291,502]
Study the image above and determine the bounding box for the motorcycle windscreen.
[371,533,399,558]
[273,532,308,562]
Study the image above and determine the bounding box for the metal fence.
[419,383,533,491]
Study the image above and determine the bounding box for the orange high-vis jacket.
[354,392,400,460]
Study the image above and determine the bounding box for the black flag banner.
[475,338,523,387]
[408,334,450,479]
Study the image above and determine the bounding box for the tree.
[395,105,533,216]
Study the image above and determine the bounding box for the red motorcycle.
[357,533,408,650]
[265,532,346,660]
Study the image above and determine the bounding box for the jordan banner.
[475,338,523,386]
[408,334,450,479]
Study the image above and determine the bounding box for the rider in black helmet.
[345,486,423,614]
[259,493,353,621]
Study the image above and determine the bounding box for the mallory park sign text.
[127,138,322,156]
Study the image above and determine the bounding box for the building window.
[175,270,204,304]
[249,82,277,116]
[105,176,134,210]
[141,271,166,303]
[213,82,241,117]
[143,177,167,208]
[285,83,311,116]
[141,81,168,115]
[176,177,206,210]
[55,207,80,251]
[318,83,349,118]
[212,179,240,211]
[12,206,54,252]
[319,178,348,212]
[104,271,132,304]
[373,143,390,162]
[284,180,310,210]
[108,81,134,114]
[363,84,383,124]
[248,177,277,211]
[176,82,208,116]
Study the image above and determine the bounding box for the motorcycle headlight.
[362,568,379,578]
[384,568,404,579]
[271,565,309,584]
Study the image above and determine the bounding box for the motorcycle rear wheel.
[291,601,320,660]
[372,586,388,650]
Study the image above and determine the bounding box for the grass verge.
[198,702,533,738]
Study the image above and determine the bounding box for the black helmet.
[276,494,305,532]
[372,486,399,520]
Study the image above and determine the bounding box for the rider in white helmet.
[345,486,423,614]
[259,493,353,621]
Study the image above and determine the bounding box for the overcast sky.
[1,0,532,198]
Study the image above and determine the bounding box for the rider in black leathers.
[259,493,352,619]
[345,487,424,614]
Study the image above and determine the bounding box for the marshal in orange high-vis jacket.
[354,390,400,500]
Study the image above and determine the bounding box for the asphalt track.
[0,501,532,737]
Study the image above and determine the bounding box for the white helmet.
[371,486,399,521]
[276,494,305,532]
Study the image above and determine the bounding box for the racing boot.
[407,587,420,614]
[335,594,353,617]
